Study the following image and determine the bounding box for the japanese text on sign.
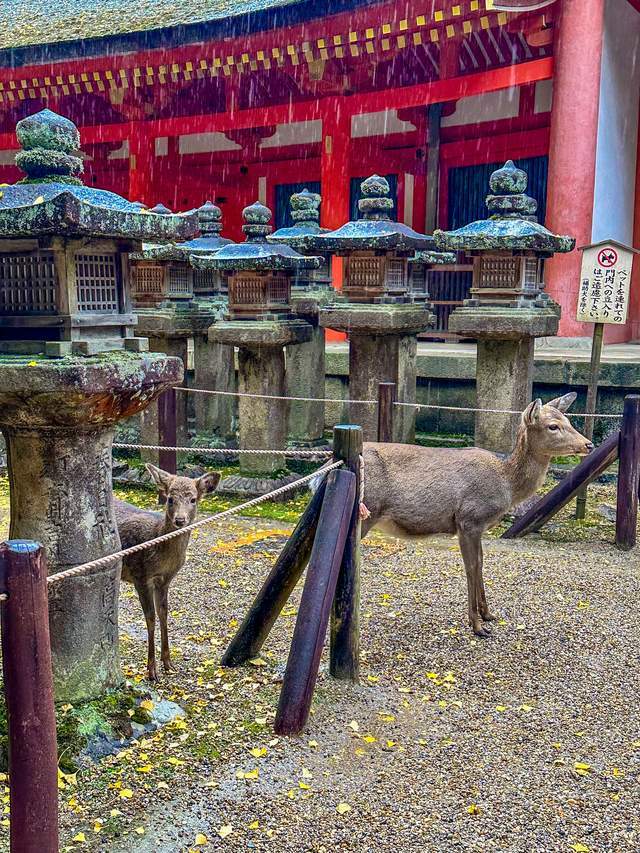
[576,243,634,325]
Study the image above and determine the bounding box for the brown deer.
[114,464,220,681]
[361,394,593,636]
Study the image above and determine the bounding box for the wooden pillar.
[321,105,351,298]
[425,103,442,233]
[545,0,605,336]
[128,124,156,205]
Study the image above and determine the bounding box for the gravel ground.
[1,481,640,852]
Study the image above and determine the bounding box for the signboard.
[576,241,635,325]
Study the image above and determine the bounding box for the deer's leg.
[457,527,489,638]
[154,583,172,672]
[475,542,496,622]
[135,581,158,681]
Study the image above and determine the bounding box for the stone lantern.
[435,160,575,452]
[269,189,333,447]
[314,175,449,442]
[192,201,316,495]
[130,201,237,449]
[408,249,456,302]
[0,109,197,701]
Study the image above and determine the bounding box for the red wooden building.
[0,0,638,339]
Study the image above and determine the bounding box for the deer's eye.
[167,497,174,505]
[190,497,197,504]
[548,424,559,431]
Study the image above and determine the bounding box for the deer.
[360,393,593,637]
[114,464,220,681]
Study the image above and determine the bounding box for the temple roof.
[0,0,369,53]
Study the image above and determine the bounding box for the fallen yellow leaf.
[218,824,233,839]
[336,803,352,815]
[194,833,208,846]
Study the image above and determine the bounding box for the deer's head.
[521,393,594,458]
[145,464,221,529]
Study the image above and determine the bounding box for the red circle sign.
[598,247,618,268]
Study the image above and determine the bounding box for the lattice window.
[478,256,520,289]
[0,251,58,314]
[133,264,164,296]
[167,264,193,297]
[194,268,222,294]
[231,276,265,306]
[75,253,119,312]
[267,276,289,303]
[523,257,540,291]
[386,259,406,293]
[348,256,383,292]
[410,263,428,295]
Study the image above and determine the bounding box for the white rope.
[47,461,342,586]
[395,401,623,419]
[175,387,376,405]
[113,443,331,458]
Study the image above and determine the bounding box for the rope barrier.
[395,401,623,418]
[113,443,332,458]
[47,461,342,587]
[175,387,376,405]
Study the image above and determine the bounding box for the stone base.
[287,320,326,445]
[217,471,305,499]
[448,305,559,340]
[209,319,312,348]
[320,302,434,336]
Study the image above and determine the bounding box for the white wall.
[441,86,520,127]
[591,0,640,245]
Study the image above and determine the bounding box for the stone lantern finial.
[358,174,394,221]
[15,109,84,186]
[486,160,537,221]
[150,203,172,215]
[242,200,272,241]
[197,200,224,238]
[290,189,321,229]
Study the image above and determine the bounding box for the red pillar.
[544,0,605,337]
[629,93,640,342]
[128,124,156,205]
[320,105,351,342]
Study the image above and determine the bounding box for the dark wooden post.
[0,541,59,853]
[377,382,396,443]
[616,395,640,550]
[222,478,328,666]
[158,387,177,475]
[275,469,356,735]
[330,424,363,681]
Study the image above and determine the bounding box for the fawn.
[361,393,593,636]
[114,464,220,681]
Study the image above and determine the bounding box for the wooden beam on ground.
[221,477,328,667]
[275,468,356,735]
[502,431,620,539]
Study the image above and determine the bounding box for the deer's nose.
[174,517,186,528]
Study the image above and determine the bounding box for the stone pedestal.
[287,291,332,446]
[209,320,311,491]
[193,335,237,440]
[448,306,559,452]
[320,303,433,442]
[0,352,182,701]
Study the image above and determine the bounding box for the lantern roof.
[192,200,321,272]
[412,250,457,265]
[0,109,197,242]
[434,160,575,255]
[132,200,233,261]
[313,175,438,253]
[269,188,328,248]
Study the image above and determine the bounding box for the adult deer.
[115,465,220,680]
[361,394,593,636]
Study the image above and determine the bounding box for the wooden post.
[576,321,604,519]
[503,430,620,538]
[158,387,177,475]
[616,395,640,550]
[425,103,442,233]
[221,477,328,666]
[377,382,397,443]
[0,541,59,853]
[330,425,363,681]
[275,469,356,735]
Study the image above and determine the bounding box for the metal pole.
[0,541,59,853]
[576,322,604,519]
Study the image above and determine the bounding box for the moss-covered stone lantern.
[192,201,316,494]
[269,189,333,447]
[130,201,237,449]
[0,109,197,702]
[314,175,449,441]
[435,160,575,452]
[408,249,456,301]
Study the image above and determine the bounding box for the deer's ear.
[145,463,175,491]
[196,471,221,498]
[523,398,543,425]
[546,391,577,413]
